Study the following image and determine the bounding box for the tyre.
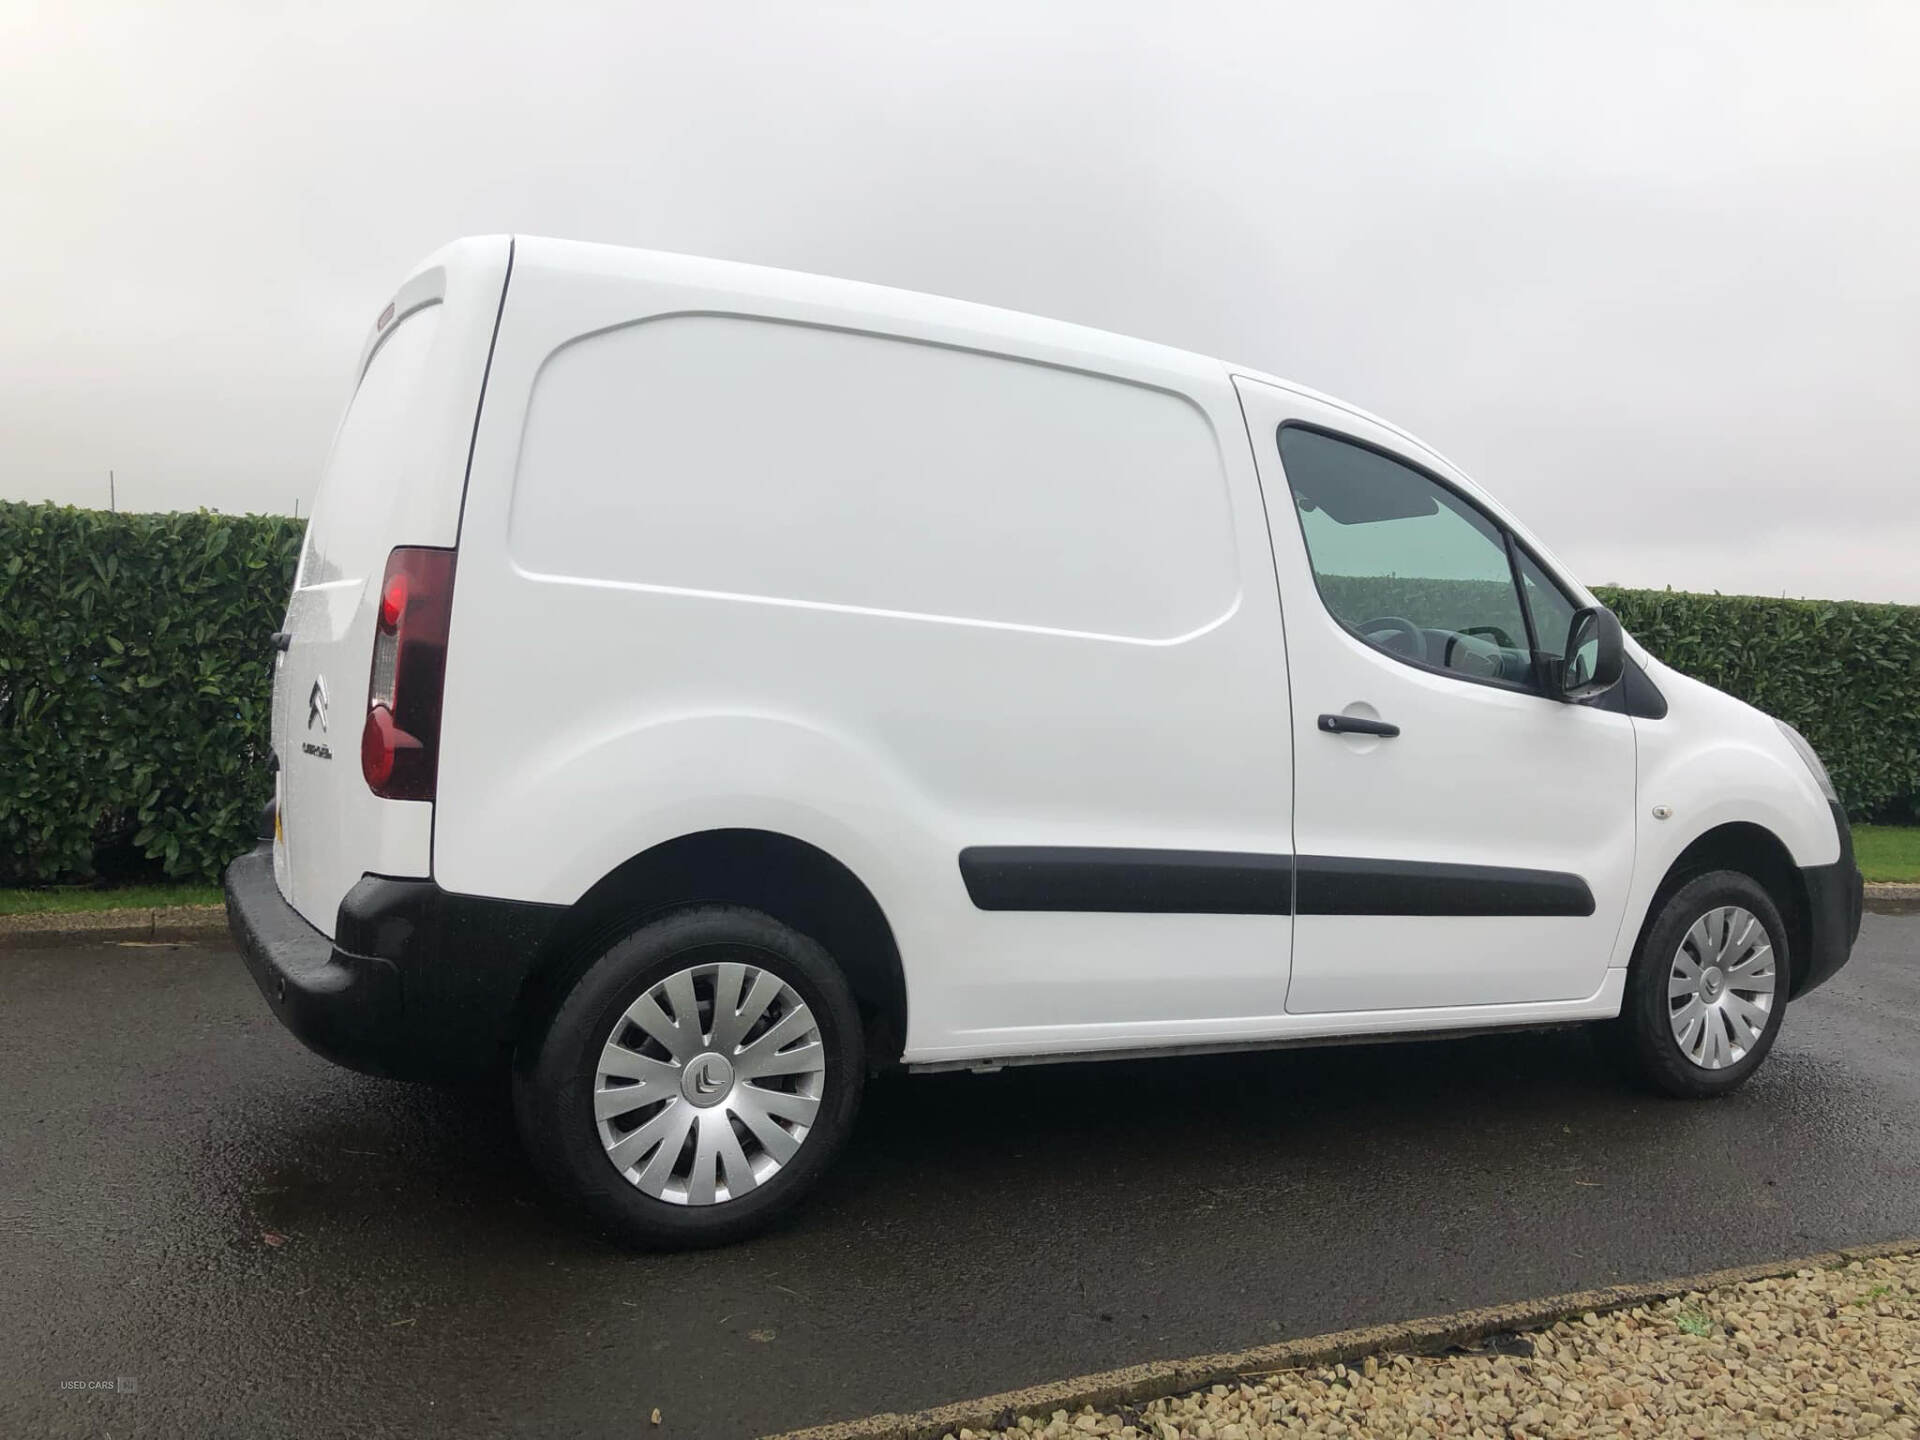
[1607,870,1791,1098]
[513,905,865,1248]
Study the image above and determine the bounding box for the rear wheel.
[513,905,864,1248]
[1607,870,1790,1098]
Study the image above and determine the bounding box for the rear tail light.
[362,546,455,800]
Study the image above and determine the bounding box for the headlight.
[1774,719,1838,804]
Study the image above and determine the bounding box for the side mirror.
[1559,605,1624,701]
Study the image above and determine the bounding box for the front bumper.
[224,843,564,1082]
[1795,801,1864,998]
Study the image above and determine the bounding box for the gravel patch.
[949,1254,1918,1440]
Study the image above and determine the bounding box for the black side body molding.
[959,847,1594,917]
[1295,855,1594,917]
[959,846,1293,914]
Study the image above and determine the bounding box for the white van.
[227,236,1862,1247]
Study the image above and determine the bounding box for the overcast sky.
[5,2,1917,601]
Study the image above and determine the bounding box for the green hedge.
[0,503,301,884]
[0,501,1914,885]
[1595,587,1920,824]
[1317,575,1525,636]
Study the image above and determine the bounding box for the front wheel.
[513,905,865,1248]
[1606,870,1791,1098]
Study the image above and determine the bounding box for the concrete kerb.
[764,1237,1920,1440]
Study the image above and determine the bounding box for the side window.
[1516,550,1579,662]
[1276,426,1534,687]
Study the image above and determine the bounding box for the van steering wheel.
[1359,615,1423,656]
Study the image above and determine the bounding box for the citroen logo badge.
[307,676,329,732]
[690,1057,725,1096]
[681,1053,735,1107]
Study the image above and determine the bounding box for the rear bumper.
[1795,801,1864,998]
[224,843,564,1082]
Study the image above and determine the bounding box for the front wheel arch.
[1632,821,1812,999]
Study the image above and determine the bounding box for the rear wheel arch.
[1635,821,1812,997]
[513,828,908,1066]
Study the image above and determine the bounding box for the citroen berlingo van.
[226,236,1862,1247]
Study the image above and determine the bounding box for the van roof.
[510,235,1468,483]
[516,233,1221,373]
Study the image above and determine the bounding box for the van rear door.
[273,237,511,936]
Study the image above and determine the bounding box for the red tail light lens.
[378,572,409,633]
[362,547,454,801]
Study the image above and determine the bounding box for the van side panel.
[435,240,1296,1059]
[506,315,1238,641]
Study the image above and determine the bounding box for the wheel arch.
[512,827,909,1066]
[1632,821,1814,998]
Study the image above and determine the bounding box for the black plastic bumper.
[224,844,564,1082]
[1795,801,1864,998]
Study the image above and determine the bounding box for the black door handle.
[270,631,292,651]
[1318,713,1400,737]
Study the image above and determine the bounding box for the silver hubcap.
[595,960,826,1206]
[1668,905,1776,1070]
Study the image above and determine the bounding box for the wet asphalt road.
[3,917,1916,1439]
